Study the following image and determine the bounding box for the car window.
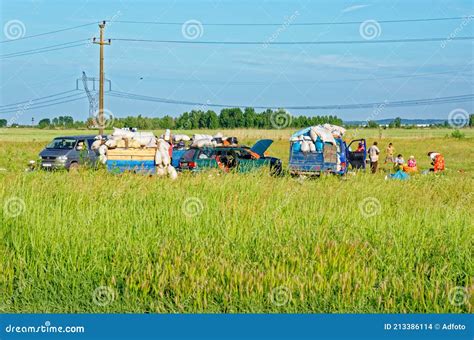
[182,149,197,161]
[76,140,86,150]
[198,148,214,159]
[86,139,95,149]
[46,138,77,149]
[234,149,252,159]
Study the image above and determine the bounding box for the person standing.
[368,141,380,174]
[385,142,395,164]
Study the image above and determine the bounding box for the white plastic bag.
[193,138,213,147]
[300,141,310,153]
[173,134,191,142]
[98,144,108,156]
[155,149,162,165]
[91,140,102,150]
[167,165,178,180]
[193,134,213,141]
[161,152,170,166]
[156,165,166,176]
[309,141,316,153]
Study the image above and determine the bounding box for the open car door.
[250,139,273,157]
[346,139,366,170]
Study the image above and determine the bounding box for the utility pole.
[93,21,110,136]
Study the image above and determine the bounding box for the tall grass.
[0,129,472,313]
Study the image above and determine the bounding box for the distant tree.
[367,120,379,128]
[0,119,7,127]
[392,117,402,128]
[161,115,175,129]
[38,118,51,129]
[469,114,473,127]
[243,107,256,128]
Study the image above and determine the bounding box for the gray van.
[39,135,98,170]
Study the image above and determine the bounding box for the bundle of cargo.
[106,128,178,179]
[288,124,364,175]
[107,128,157,149]
[155,139,178,180]
[190,133,238,147]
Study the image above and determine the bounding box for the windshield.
[182,149,197,161]
[46,138,77,149]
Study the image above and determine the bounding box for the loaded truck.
[288,126,366,176]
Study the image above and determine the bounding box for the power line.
[108,90,474,110]
[134,70,474,85]
[0,91,84,110]
[0,39,89,58]
[109,16,473,26]
[0,22,98,44]
[0,89,80,108]
[111,36,474,45]
[0,96,87,114]
[0,42,89,59]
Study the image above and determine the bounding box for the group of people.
[366,141,445,174]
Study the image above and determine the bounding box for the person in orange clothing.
[428,152,445,172]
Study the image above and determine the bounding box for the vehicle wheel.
[270,160,283,176]
[68,162,79,171]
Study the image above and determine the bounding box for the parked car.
[289,130,366,176]
[39,135,98,170]
[178,139,282,175]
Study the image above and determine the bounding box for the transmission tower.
[82,71,98,125]
[76,71,111,129]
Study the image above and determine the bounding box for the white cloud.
[341,4,370,13]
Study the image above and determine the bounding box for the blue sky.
[1,0,473,124]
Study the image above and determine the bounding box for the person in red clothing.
[428,152,445,172]
[356,142,365,152]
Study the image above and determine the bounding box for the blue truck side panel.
[288,138,346,175]
[106,160,156,175]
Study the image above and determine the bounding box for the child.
[407,155,417,168]
[404,155,418,173]
[394,154,404,171]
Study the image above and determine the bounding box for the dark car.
[178,139,282,175]
[39,135,98,170]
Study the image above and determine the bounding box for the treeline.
[30,108,343,130]
[109,108,342,129]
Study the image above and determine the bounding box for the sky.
[0,0,473,125]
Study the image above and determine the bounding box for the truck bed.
[288,151,337,174]
[106,148,156,174]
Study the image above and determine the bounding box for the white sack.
[156,165,166,177]
[300,141,310,153]
[105,139,117,149]
[173,134,191,142]
[167,165,178,180]
[155,149,162,165]
[91,140,102,150]
[193,134,213,141]
[323,124,346,138]
[98,144,108,156]
[311,126,336,145]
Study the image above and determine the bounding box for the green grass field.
[0,128,472,313]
